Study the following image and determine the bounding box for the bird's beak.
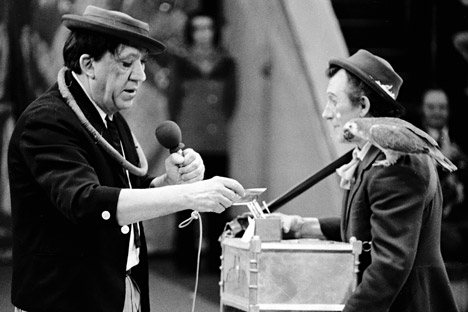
[343,128,354,141]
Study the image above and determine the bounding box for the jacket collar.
[348,144,381,203]
[64,70,135,186]
[358,144,381,173]
[65,70,107,135]
[341,144,382,240]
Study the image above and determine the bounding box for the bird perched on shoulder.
[342,117,458,172]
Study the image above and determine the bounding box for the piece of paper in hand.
[233,188,267,206]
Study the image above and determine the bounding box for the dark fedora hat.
[62,5,166,54]
[329,49,405,114]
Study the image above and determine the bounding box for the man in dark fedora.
[8,5,245,312]
[273,49,459,311]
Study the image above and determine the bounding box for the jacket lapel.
[66,70,129,187]
[340,190,351,241]
[66,70,107,134]
[341,145,382,241]
[114,113,140,187]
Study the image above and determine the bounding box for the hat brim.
[62,15,166,55]
[329,58,405,114]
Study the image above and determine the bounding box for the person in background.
[419,88,468,312]
[8,6,244,312]
[166,10,238,273]
[419,88,467,221]
[0,0,13,264]
[272,50,459,312]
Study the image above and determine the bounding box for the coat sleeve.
[17,99,121,227]
[343,155,434,312]
[318,217,341,241]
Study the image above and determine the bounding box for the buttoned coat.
[320,145,459,312]
[8,70,153,312]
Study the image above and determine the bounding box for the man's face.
[322,69,363,143]
[422,90,449,130]
[90,44,147,115]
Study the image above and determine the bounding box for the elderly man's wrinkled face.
[90,44,147,115]
[322,69,363,144]
[422,89,449,130]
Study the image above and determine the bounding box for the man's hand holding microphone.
[152,120,245,214]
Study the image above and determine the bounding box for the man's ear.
[79,54,95,79]
[360,95,371,117]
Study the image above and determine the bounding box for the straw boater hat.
[62,5,166,54]
[329,49,405,114]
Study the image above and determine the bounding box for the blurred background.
[1,0,468,311]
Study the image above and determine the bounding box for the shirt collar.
[71,71,108,124]
[355,141,372,161]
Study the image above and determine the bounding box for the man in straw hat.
[8,5,245,312]
[273,49,459,312]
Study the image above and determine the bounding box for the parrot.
[342,117,458,172]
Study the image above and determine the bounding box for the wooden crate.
[220,237,362,312]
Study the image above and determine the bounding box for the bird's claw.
[373,160,391,167]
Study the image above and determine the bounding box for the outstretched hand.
[268,212,304,238]
[182,176,245,214]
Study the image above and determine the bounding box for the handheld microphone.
[155,120,185,153]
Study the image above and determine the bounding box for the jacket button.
[121,225,130,234]
[101,211,111,220]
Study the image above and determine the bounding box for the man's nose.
[131,62,146,82]
[322,103,334,120]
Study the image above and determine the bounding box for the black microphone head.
[155,120,184,153]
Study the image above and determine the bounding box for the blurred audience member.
[453,0,468,95]
[0,0,12,264]
[420,89,467,222]
[165,10,238,273]
[420,87,468,311]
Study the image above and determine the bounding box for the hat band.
[372,78,397,100]
[84,13,149,36]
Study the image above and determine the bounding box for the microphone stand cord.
[178,211,203,312]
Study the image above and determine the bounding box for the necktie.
[105,116,141,248]
[336,149,361,190]
[105,116,123,155]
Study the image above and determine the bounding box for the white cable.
[57,67,148,176]
[178,210,202,312]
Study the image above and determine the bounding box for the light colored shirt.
[336,142,371,190]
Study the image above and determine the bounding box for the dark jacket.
[320,145,459,312]
[8,70,153,312]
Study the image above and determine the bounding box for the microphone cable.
[178,210,203,312]
[156,120,203,311]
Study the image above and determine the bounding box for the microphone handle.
[169,142,185,154]
[267,150,353,212]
